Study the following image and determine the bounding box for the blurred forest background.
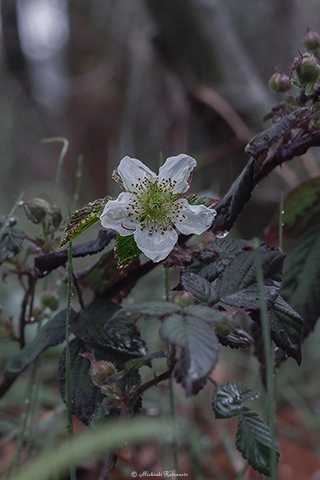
[2,1,320,479]
[1,0,320,237]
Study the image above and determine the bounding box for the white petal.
[100,192,139,236]
[118,156,157,192]
[158,154,197,194]
[173,199,216,235]
[134,226,178,263]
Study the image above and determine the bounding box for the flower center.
[138,181,175,224]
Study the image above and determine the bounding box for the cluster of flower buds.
[269,29,320,97]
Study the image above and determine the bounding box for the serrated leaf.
[5,309,76,377]
[0,217,25,266]
[187,238,247,282]
[71,298,147,358]
[266,176,320,243]
[213,381,260,419]
[269,296,303,363]
[215,243,284,310]
[180,271,218,306]
[59,197,110,247]
[186,194,218,207]
[159,313,219,396]
[236,407,280,476]
[282,210,320,337]
[59,338,141,425]
[115,234,141,268]
[217,328,252,349]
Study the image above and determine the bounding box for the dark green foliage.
[70,298,147,357]
[59,338,141,425]
[282,210,320,338]
[213,382,280,476]
[115,234,141,268]
[268,296,303,363]
[5,309,76,378]
[236,407,280,477]
[160,312,219,396]
[212,381,260,419]
[0,216,25,266]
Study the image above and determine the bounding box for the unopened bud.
[295,53,320,84]
[303,28,320,51]
[41,291,59,311]
[80,351,117,387]
[174,291,195,307]
[268,71,291,93]
[20,198,50,224]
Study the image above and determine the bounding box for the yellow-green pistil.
[126,177,185,235]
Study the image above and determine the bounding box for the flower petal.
[134,226,178,263]
[158,154,196,194]
[100,192,139,236]
[118,156,157,193]
[173,199,216,235]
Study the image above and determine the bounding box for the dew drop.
[216,230,229,239]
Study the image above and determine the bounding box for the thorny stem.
[127,369,174,415]
[18,274,37,349]
[254,131,320,184]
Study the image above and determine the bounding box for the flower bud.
[269,71,291,93]
[174,291,195,307]
[20,198,51,224]
[295,53,320,84]
[303,28,320,51]
[80,351,117,387]
[41,291,59,311]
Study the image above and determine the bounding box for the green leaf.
[5,309,76,377]
[236,407,280,476]
[184,305,236,327]
[59,338,141,425]
[159,313,219,396]
[0,217,25,266]
[71,298,148,358]
[266,176,320,243]
[180,271,218,306]
[186,194,218,207]
[282,210,320,337]
[114,234,141,268]
[187,238,247,282]
[212,381,260,419]
[269,296,303,363]
[59,197,110,247]
[215,243,285,310]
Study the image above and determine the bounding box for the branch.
[254,131,320,184]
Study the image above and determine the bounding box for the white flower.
[100,154,216,262]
